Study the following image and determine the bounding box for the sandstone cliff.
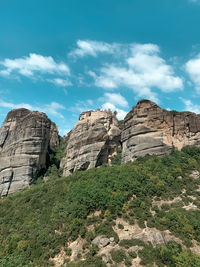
[61,109,121,176]
[121,99,200,164]
[0,108,59,197]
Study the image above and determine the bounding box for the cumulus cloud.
[69,96,127,120]
[180,97,200,114]
[101,102,127,120]
[0,53,70,87]
[0,99,66,119]
[86,42,183,102]
[100,93,128,108]
[68,40,120,58]
[185,54,200,93]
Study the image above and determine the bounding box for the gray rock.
[102,255,110,264]
[92,236,110,247]
[61,109,121,176]
[122,99,200,164]
[100,237,110,247]
[128,246,143,253]
[0,108,59,197]
[189,170,200,179]
[134,228,170,247]
[92,236,101,246]
[110,237,114,242]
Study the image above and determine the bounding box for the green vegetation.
[39,136,67,179]
[119,239,145,249]
[118,223,124,229]
[138,242,200,267]
[110,249,127,263]
[111,147,122,165]
[118,120,124,130]
[128,251,137,258]
[66,255,106,267]
[0,146,200,266]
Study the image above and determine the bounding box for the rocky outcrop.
[61,109,121,176]
[114,218,183,247]
[0,108,59,197]
[121,99,200,164]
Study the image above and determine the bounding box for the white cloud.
[185,54,200,93]
[0,53,70,78]
[87,42,183,103]
[180,97,200,114]
[69,97,127,121]
[48,78,72,87]
[69,99,94,114]
[42,102,66,119]
[102,102,127,120]
[59,128,71,136]
[0,100,33,110]
[101,93,128,108]
[69,40,119,58]
[0,99,65,119]
[130,43,160,55]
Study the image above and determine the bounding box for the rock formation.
[61,109,121,176]
[0,108,59,197]
[121,99,200,164]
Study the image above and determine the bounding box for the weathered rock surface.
[122,99,200,163]
[189,170,200,180]
[114,218,183,247]
[92,236,111,247]
[68,237,84,261]
[0,108,59,197]
[61,109,121,176]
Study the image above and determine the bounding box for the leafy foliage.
[44,136,67,179]
[111,147,122,165]
[0,146,200,266]
[138,241,200,267]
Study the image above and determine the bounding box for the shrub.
[111,249,126,263]
[128,251,137,258]
[1,146,200,266]
[118,223,124,229]
[119,239,145,249]
[64,247,72,256]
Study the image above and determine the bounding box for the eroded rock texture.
[61,110,121,176]
[0,108,59,197]
[122,99,200,163]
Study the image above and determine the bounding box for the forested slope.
[1,147,200,266]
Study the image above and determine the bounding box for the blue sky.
[1,0,200,135]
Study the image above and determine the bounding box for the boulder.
[122,99,200,163]
[0,108,59,197]
[189,170,200,180]
[92,236,110,247]
[61,109,121,176]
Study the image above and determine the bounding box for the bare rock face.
[61,109,121,176]
[122,99,200,163]
[0,108,59,197]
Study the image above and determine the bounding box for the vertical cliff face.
[121,99,200,164]
[61,110,121,176]
[0,108,59,197]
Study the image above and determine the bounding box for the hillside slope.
[0,147,200,266]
